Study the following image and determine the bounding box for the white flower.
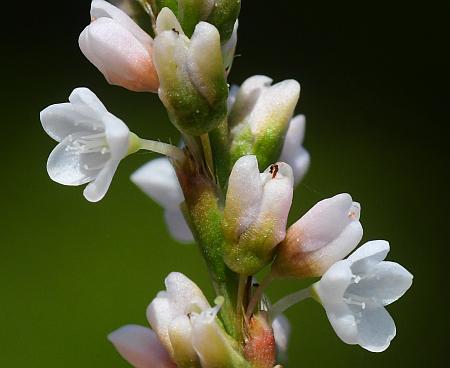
[273,193,363,278]
[279,115,310,185]
[40,88,136,202]
[313,240,413,352]
[79,0,159,92]
[131,158,194,243]
[108,325,176,368]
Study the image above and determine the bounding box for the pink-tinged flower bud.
[244,313,276,368]
[79,0,159,92]
[272,193,363,278]
[223,155,294,275]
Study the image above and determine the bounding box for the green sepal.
[229,123,285,172]
[223,218,277,275]
[178,0,207,37]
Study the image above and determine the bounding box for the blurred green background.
[1,0,448,367]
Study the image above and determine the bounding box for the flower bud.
[223,155,294,275]
[190,299,249,368]
[147,272,210,358]
[79,0,159,92]
[244,313,276,368]
[272,193,363,278]
[229,76,300,169]
[153,9,228,136]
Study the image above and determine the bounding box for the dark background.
[1,1,448,367]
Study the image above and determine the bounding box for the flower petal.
[253,162,294,245]
[40,103,95,143]
[147,272,210,356]
[222,20,238,72]
[248,79,300,136]
[348,240,390,274]
[279,115,310,185]
[272,314,291,356]
[69,87,108,117]
[91,0,153,47]
[282,115,306,151]
[346,261,413,306]
[102,112,129,160]
[298,194,361,252]
[46,134,108,186]
[187,22,224,105]
[223,155,264,240]
[227,85,239,112]
[164,208,194,243]
[131,158,185,209]
[79,18,158,92]
[83,159,120,202]
[315,259,354,303]
[357,307,396,352]
[229,75,273,127]
[40,88,108,142]
[168,315,199,366]
[155,7,184,35]
[108,325,175,368]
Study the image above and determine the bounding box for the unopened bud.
[272,193,363,278]
[244,313,276,368]
[229,76,300,169]
[79,0,159,92]
[153,9,228,136]
[190,299,250,368]
[223,155,294,275]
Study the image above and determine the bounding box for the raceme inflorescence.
[40,1,413,367]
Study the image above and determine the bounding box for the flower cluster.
[40,1,413,367]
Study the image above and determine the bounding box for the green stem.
[209,118,230,192]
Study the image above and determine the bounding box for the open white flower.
[40,88,136,202]
[131,158,194,243]
[279,115,310,185]
[108,325,176,368]
[313,240,413,352]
